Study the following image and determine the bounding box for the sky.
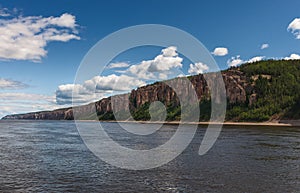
[1,0,300,118]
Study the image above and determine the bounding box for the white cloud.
[288,18,300,39]
[188,62,209,75]
[248,56,265,63]
[0,92,53,101]
[45,33,79,42]
[212,47,228,56]
[260,43,269,49]
[0,93,51,101]
[0,12,80,61]
[0,92,63,118]
[55,46,201,106]
[47,13,77,28]
[55,83,102,105]
[147,53,183,72]
[55,46,183,105]
[284,53,300,60]
[56,74,145,105]
[127,61,156,79]
[84,74,145,91]
[227,55,265,67]
[0,78,28,89]
[158,73,168,79]
[107,62,130,69]
[227,55,244,67]
[127,46,183,80]
[161,46,178,57]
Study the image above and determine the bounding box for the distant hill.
[3,59,300,122]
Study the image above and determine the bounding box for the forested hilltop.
[3,59,300,122]
[227,59,300,121]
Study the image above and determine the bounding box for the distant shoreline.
[2,119,300,127]
[77,120,300,127]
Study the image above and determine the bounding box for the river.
[0,120,299,192]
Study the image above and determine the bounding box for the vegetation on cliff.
[227,59,300,121]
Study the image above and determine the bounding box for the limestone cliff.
[2,70,249,121]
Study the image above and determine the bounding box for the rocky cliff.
[2,69,250,121]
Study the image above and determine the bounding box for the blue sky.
[1,0,300,117]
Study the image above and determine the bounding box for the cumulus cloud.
[212,47,228,56]
[56,46,183,105]
[288,18,300,39]
[188,62,209,75]
[147,54,183,72]
[247,56,265,63]
[227,55,265,67]
[227,55,244,67]
[260,43,269,49]
[55,46,212,105]
[161,46,178,57]
[284,53,300,60]
[0,12,80,61]
[56,74,145,105]
[55,84,99,105]
[106,62,130,69]
[127,46,183,79]
[84,74,145,91]
[0,78,28,89]
[127,61,156,79]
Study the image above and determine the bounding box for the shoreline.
[2,119,300,127]
[78,120,300,127]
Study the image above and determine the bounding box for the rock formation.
[2,70,250,120]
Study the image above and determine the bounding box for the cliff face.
[2,108,74,120]
[2,70,250,120]
[128,70,248,108]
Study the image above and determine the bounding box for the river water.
[0,120,299,192]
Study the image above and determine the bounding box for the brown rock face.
[2,70,251,120]
[222,70,248,103]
